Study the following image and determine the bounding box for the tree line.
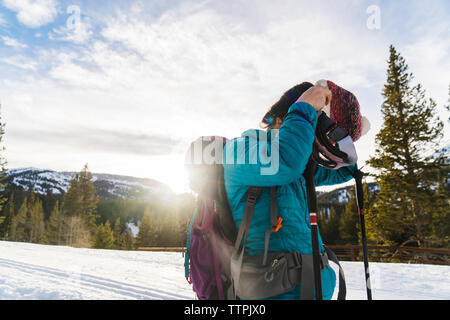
[0,164,195,250]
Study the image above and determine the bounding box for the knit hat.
[260,82,314,128]
[316,80,370,142]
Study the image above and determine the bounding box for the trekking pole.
[304,158,323,300]
[353,168,372,300]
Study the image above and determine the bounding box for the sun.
[143,154,190,194]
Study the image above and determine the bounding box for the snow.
[6,168,172,199]
[126,222,139,237]
[0,241,449,300]
[337,189,350,203]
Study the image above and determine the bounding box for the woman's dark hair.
[260,82,314,128]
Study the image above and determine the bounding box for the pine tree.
[93,221,115,249]
[367,45,445,247]
[62,174,82,217]
[46,201,62,245]
[78,164,99,236]
[160,209,182,247]
[136,206,153,248]
[339,189,360,245]
[0,105,8,212]
[118,227,135,250]
[62,164,98,247]
[31,196,46,243]
[317,208,328,241]
[113,217,122,249]
[13,197,28,241]
[325,206,342,245]
[0,193,14,240]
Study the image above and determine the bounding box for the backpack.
[184,136,236,300]
[184,136,347,300]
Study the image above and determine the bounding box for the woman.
[222,82,357,300]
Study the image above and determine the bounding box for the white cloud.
[1,35,28,48]
[2,0,58,28]
[0,55,37,70]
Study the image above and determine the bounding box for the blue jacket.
[223,101,356,300]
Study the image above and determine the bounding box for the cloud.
[2,0,58,28]
[1,35,28,48]
[9,126,182,156]
[0,55,37,70]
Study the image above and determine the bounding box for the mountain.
[317,182,380,205]
[5,168,174,201]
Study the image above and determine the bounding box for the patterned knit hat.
[316,80,370,142]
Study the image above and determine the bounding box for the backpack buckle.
[247,194,258,204]
[246,187,262,205]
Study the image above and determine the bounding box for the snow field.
[0,241,448,300]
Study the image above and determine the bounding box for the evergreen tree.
[62,175,82,217]
[367,45,445,247]
[430,168,450,247]
[160,209,182,247]
[30,196,46,243]
[0,193,14,240]
[0,105,8,212]
[12,192,46,244]
[118,227,135,250]
[62,164,98,247]
[339,189,360,245]
[113,217,122,249]
[93,221,115,249]
[136,206,154,248]
[324,206,342,245]
[13,197,28,241]
[78,164,99,236]
[46,201,62,245]
[317,208,328,241]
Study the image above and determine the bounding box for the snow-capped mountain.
[6,168,174,201]
[317,182,379,205]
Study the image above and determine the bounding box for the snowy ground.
[0,241,449,300]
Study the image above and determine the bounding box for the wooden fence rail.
[326,245,450,265]
[138,247,186,253]
[137,246,450,265]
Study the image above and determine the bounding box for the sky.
[0,0,449,193]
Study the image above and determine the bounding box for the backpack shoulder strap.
[234,187,263,252]
[263,187,279,266]
[231,186,263,294]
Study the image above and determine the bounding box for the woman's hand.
[296,86,332,112]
